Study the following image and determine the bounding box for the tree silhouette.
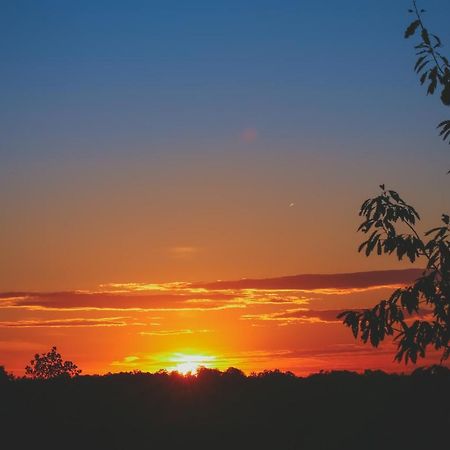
[339,2,449,364]
[2,368,449,449]
[405,1,450,143]
[0,365,13,382]
[25,346,81,379]
[339,186,449,363]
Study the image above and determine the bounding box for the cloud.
[0,288,306,312]
[0,290,241,311]
[139,329,212,336]
[168,246,199,258]
[123,356,139,363]
[242,308,350,324]
[0,317,137,328]
[192,269,423,291]
[0,269,422,314]
[272,308,346,323]
[243,305,434,326]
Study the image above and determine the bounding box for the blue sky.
[2,0,449,163]
[1,0,449,290]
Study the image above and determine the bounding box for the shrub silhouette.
[25,346,81,379]
[0,366,13,383]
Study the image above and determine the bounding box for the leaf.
[377,240,382,255]
[414,56,427,72]
[437,120,450,132]
[420,71,428,85]
[428,79,438,95]
[421,28,431,45]
[432,34,442,48]
[416,61,429,74]
[437,120,450,143]
[404,20,420,38]
[440,84,450,106]
[366,233,379,256]
[388,190,401,202]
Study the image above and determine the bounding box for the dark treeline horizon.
[2,362,450,380]
[2,365,449,450]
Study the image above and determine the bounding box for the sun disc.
[168,353,216,375]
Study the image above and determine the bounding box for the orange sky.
[1,1,449,377]
[2,152,448,293]
[1,269,446,376]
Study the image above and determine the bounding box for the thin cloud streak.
[0,317,141,328]
[139,329,212,336]
[242,308,349,324]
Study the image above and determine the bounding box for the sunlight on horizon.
[166,353,217,375]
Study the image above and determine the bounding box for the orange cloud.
[242,308,347,325]
[0,317,139,328]
[192,269,423,291]
[168,246,199,258]
[139,329,212,336]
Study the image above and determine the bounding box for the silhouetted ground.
[1,366,449,450]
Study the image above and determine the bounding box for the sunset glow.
[1,0,449,379]
[2,269,446,376]
[167,354,217,375]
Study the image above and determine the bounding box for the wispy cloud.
[242,308,346,324]
[168,246,199,258]
[139,329,212,336]
[0,290,240,312]
[0,317,139,328]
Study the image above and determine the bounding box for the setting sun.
[168,354,216,375]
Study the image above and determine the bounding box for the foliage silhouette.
[25,346,81,379]
[0,367,448,450]
[405,1,450,143]
[0,365,13,383]
[339,2,450,364]
[339,186,449,363]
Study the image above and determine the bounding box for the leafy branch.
[405,1,450,143]
[339,186,450,364]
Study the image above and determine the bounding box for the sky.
[1,0,449,375]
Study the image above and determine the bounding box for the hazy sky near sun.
[1,0,449,292]
[3,269,445,375]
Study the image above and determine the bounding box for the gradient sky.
[1,0,449,375]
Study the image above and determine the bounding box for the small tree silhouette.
[0,365,13,382]
[25,346,81,379]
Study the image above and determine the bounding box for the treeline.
[1,366,449,449]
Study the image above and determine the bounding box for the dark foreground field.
[1,366,449,450]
